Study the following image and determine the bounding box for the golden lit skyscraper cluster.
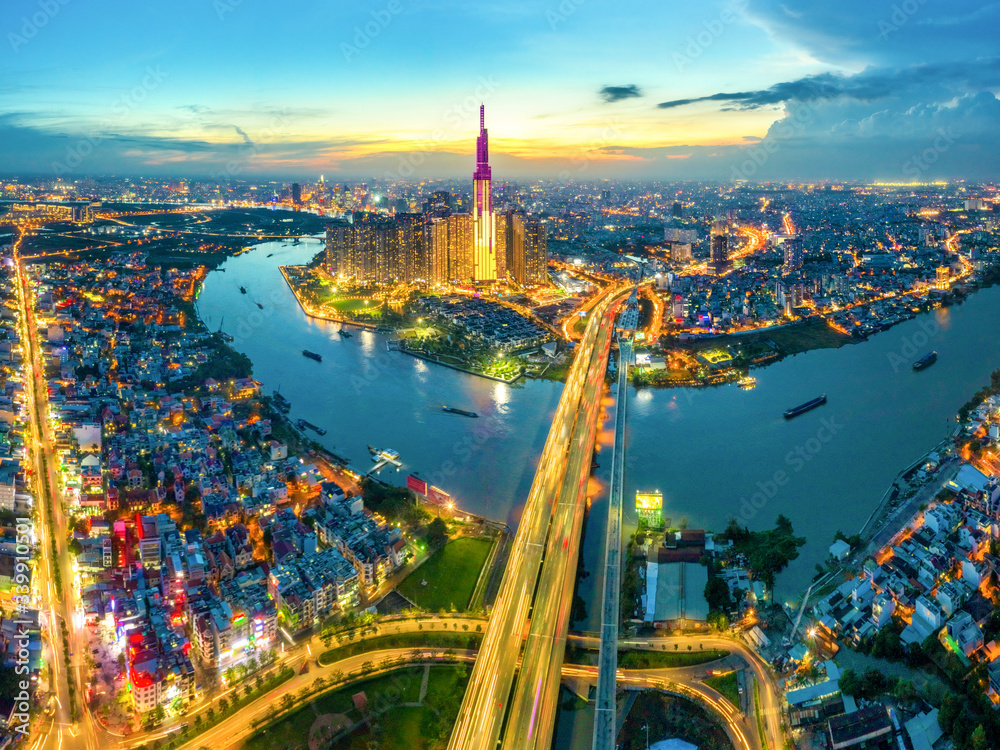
[325,106,546,287]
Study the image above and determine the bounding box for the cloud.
[599,85,642,103]
[233,125,255,146]
[657,58,1000,110]
[745,0,1000,67]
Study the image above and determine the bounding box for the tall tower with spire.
[472,104,496,281]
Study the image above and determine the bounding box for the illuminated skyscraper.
[709,221,730,275]
[509,212,548,287]
[448,213,473,281]
[326,212,424,283]
[494,211,511,280]
[783,238,803,272]
[426,217,451,284]
[472,105,496,281]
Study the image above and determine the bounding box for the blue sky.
[2,0,998,180]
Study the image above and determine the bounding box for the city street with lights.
[13,226,99,750]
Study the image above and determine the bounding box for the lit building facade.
[636,490,663,527]
[323,106,548,288]
[472,105,496,281]
[508,212,548,287]
[710,221,730,275]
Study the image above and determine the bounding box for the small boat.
[784,395,827,419]
[302,350,322,362]
[738,376,756,390]
[913,351,937,371]
[256,302,263,309]
[443,406,479,418]
[272,391,291,412]
[239,286,247,294]
[266,253,273,258]
[339,329,353,338]
[296,419,326,436]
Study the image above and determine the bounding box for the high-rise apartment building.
[326,212,425,284]
[448,213,474,281]
[509,213,548,287]
[709,221,730,275]
[783,239,803,272]
[494,211,511,281]
[426,218,451,284]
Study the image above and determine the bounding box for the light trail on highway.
[448,283,632,750]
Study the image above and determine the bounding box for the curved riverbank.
[198,242,1000,608]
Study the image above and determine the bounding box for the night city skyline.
[4,4,1000,750]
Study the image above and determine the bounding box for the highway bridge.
[591,289,638,750]
[448,284,633,750]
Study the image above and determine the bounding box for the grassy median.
[704,670,739,707]
[618,648,729,670]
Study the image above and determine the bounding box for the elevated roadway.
[448,284,632,750]
[591,291,637,750]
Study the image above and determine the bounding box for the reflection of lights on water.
[635,389,653,404]
[493,381,510,407]
[359,331,375,357]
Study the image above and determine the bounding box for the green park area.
[697,348,734,367]
[396,538,492,611]
[242,665,469,750]
[318,631,482,667]
[618,648,729,670]
[326,297,381,316]
[704,670,740,707]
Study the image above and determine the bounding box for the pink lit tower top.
[474,104,491,181]
[472,104,496,281]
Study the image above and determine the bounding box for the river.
[199,241,1000,613]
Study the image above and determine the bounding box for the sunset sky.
[3,0,999,180]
